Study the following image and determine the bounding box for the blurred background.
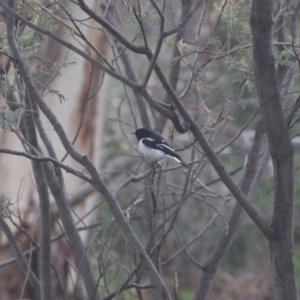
[0,0,299,299]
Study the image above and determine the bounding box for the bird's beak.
[131,132,135,135]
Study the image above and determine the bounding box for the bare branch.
[0,203,41,296]
[112,167,154,197]
[4,4,172,297]
[77,0,147,54]
[0,148,93,183]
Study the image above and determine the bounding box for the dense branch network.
[0,0,299,299]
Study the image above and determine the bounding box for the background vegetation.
[0,0,299,299]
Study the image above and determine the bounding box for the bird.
[132,128,189,169]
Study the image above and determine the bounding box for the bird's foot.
[149,161,161,169]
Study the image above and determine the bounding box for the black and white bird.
[132,128,189,169]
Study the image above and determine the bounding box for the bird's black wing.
[149,132,170,146]
[141,138,182,160]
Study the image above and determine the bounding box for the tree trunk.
[250,0,297,299]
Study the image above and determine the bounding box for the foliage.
[0,0,299,299]
[0,102,26,131]
[216,0,252,41]
[31,51,77,102]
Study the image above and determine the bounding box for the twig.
[216,106,258,154]
[181,0,207,99]
[133,6,148,48]
[141,0,165,89]
[0,148,93,183]
[77,0,147,54]
[0,204,41,296]
[173,272,179,300]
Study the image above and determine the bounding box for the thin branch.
[217,108,258,155]
[6,9,53,294]
[0,1,194,133]
[4,3,102,298]
[0,204,41,296]
[0,1,137,89]
[287,95,300,127]
[154,0,194,132]
[112,167,154,197]
[133,6,148,48]
[76,0,147,54]
[141,0,165,89]
[291,0,300,68]
[0,148,93,183]
[162,211,218,266]
[163,0,204,38]
[146,48,274,239]
[103,8,151,129]
[181,0,207,99]
[5,4,171,297]
[34,1,115,70]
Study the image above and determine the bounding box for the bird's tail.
[180,160,190,169]
[168,154,190,169]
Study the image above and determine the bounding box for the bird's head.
[132,128,152,141]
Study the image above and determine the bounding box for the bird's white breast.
[139,139,166,161]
